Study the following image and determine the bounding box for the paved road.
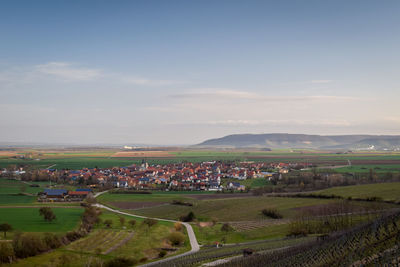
[92,193,200,267]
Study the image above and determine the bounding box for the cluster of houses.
[38,188,93,202]
[33,161,311,192]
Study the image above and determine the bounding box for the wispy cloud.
[166,119,352,127]
[311,80,334,84]
[35,62,101,81]
[169,89,357,102]
[120,76,185,86]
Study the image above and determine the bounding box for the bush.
[262,208,283,219]
[65,231,84,242]
[43,233,61,249]
[12,232,47,258]
[180,211,196,222]
[104,219,113,228]
[159,250,167,258]
[128,219,136,228]
[221,223,234,232]
[0,242,14,263]
[105,257,137,267]
[168,232,185,246]
[143,218,158,227]
[174,222,183,231]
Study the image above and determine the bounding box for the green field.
[334,164,400,173]
[0,178,43,195]
[317,182,400,201]
[1,150,400,170]
[0,207,83,236]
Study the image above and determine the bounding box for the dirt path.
[103,231,135,254]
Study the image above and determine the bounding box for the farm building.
[39,189,68,201]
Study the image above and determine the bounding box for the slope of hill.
[196,133,400,150]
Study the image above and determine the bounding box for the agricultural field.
[193,222,291,244]
[1,148,400,171]
[333,164,400,173]
[105,194,339,221]
[0,178,41,205]
[0,207,83,239]
[316,182,400,202]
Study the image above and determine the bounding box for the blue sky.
[1,0,399,145]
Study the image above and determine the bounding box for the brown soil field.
[350,160,400,165]
[110,201,169,209]
[111,151,176,158]
[0,151,18,157]
[187,193,254,200]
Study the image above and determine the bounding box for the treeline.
[0,205,101,264]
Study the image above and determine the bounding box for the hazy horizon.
[1,0,399,145]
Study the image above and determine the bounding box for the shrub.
[143,218,158,227]
[221,223,234,232]
[180,211,196,222]
[119,216,126,227]
[65,231,84,242]
[128,219,136,228]
[168,232,185,246]
[104,219,113,228]
[43,233,61,249]
[174,222,183,231]
[105,257,137,267]
[262,208,283,219]
[159,250,167,258]
[12,232,47,258]
[0,242,14,263]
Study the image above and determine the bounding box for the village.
[2,161,314,195]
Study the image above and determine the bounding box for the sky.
[0,0,399,145]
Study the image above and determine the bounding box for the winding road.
[93,191,200,266]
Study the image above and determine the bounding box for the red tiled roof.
[68,191,89,195]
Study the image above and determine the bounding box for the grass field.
[0,207,83,239]
[317,182,400,202]
[193,223,290,244]
[333,164,400,173]
[125,196,337,221]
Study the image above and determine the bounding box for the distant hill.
[196,133,400,150]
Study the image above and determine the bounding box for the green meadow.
[0,207,83,236]
[317,182,400,202]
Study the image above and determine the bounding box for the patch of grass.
[133,197,337,221]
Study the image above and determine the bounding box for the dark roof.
[44,189,68,196]
[76,188,93,192]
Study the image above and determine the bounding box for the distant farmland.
[0,149,400,171]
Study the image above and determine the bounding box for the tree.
[119,216,126,227]
[143,218,158,227]
[0,223,12,238]
[39,207,56,222]
[128,219,136,228]
[221,223,233,232]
